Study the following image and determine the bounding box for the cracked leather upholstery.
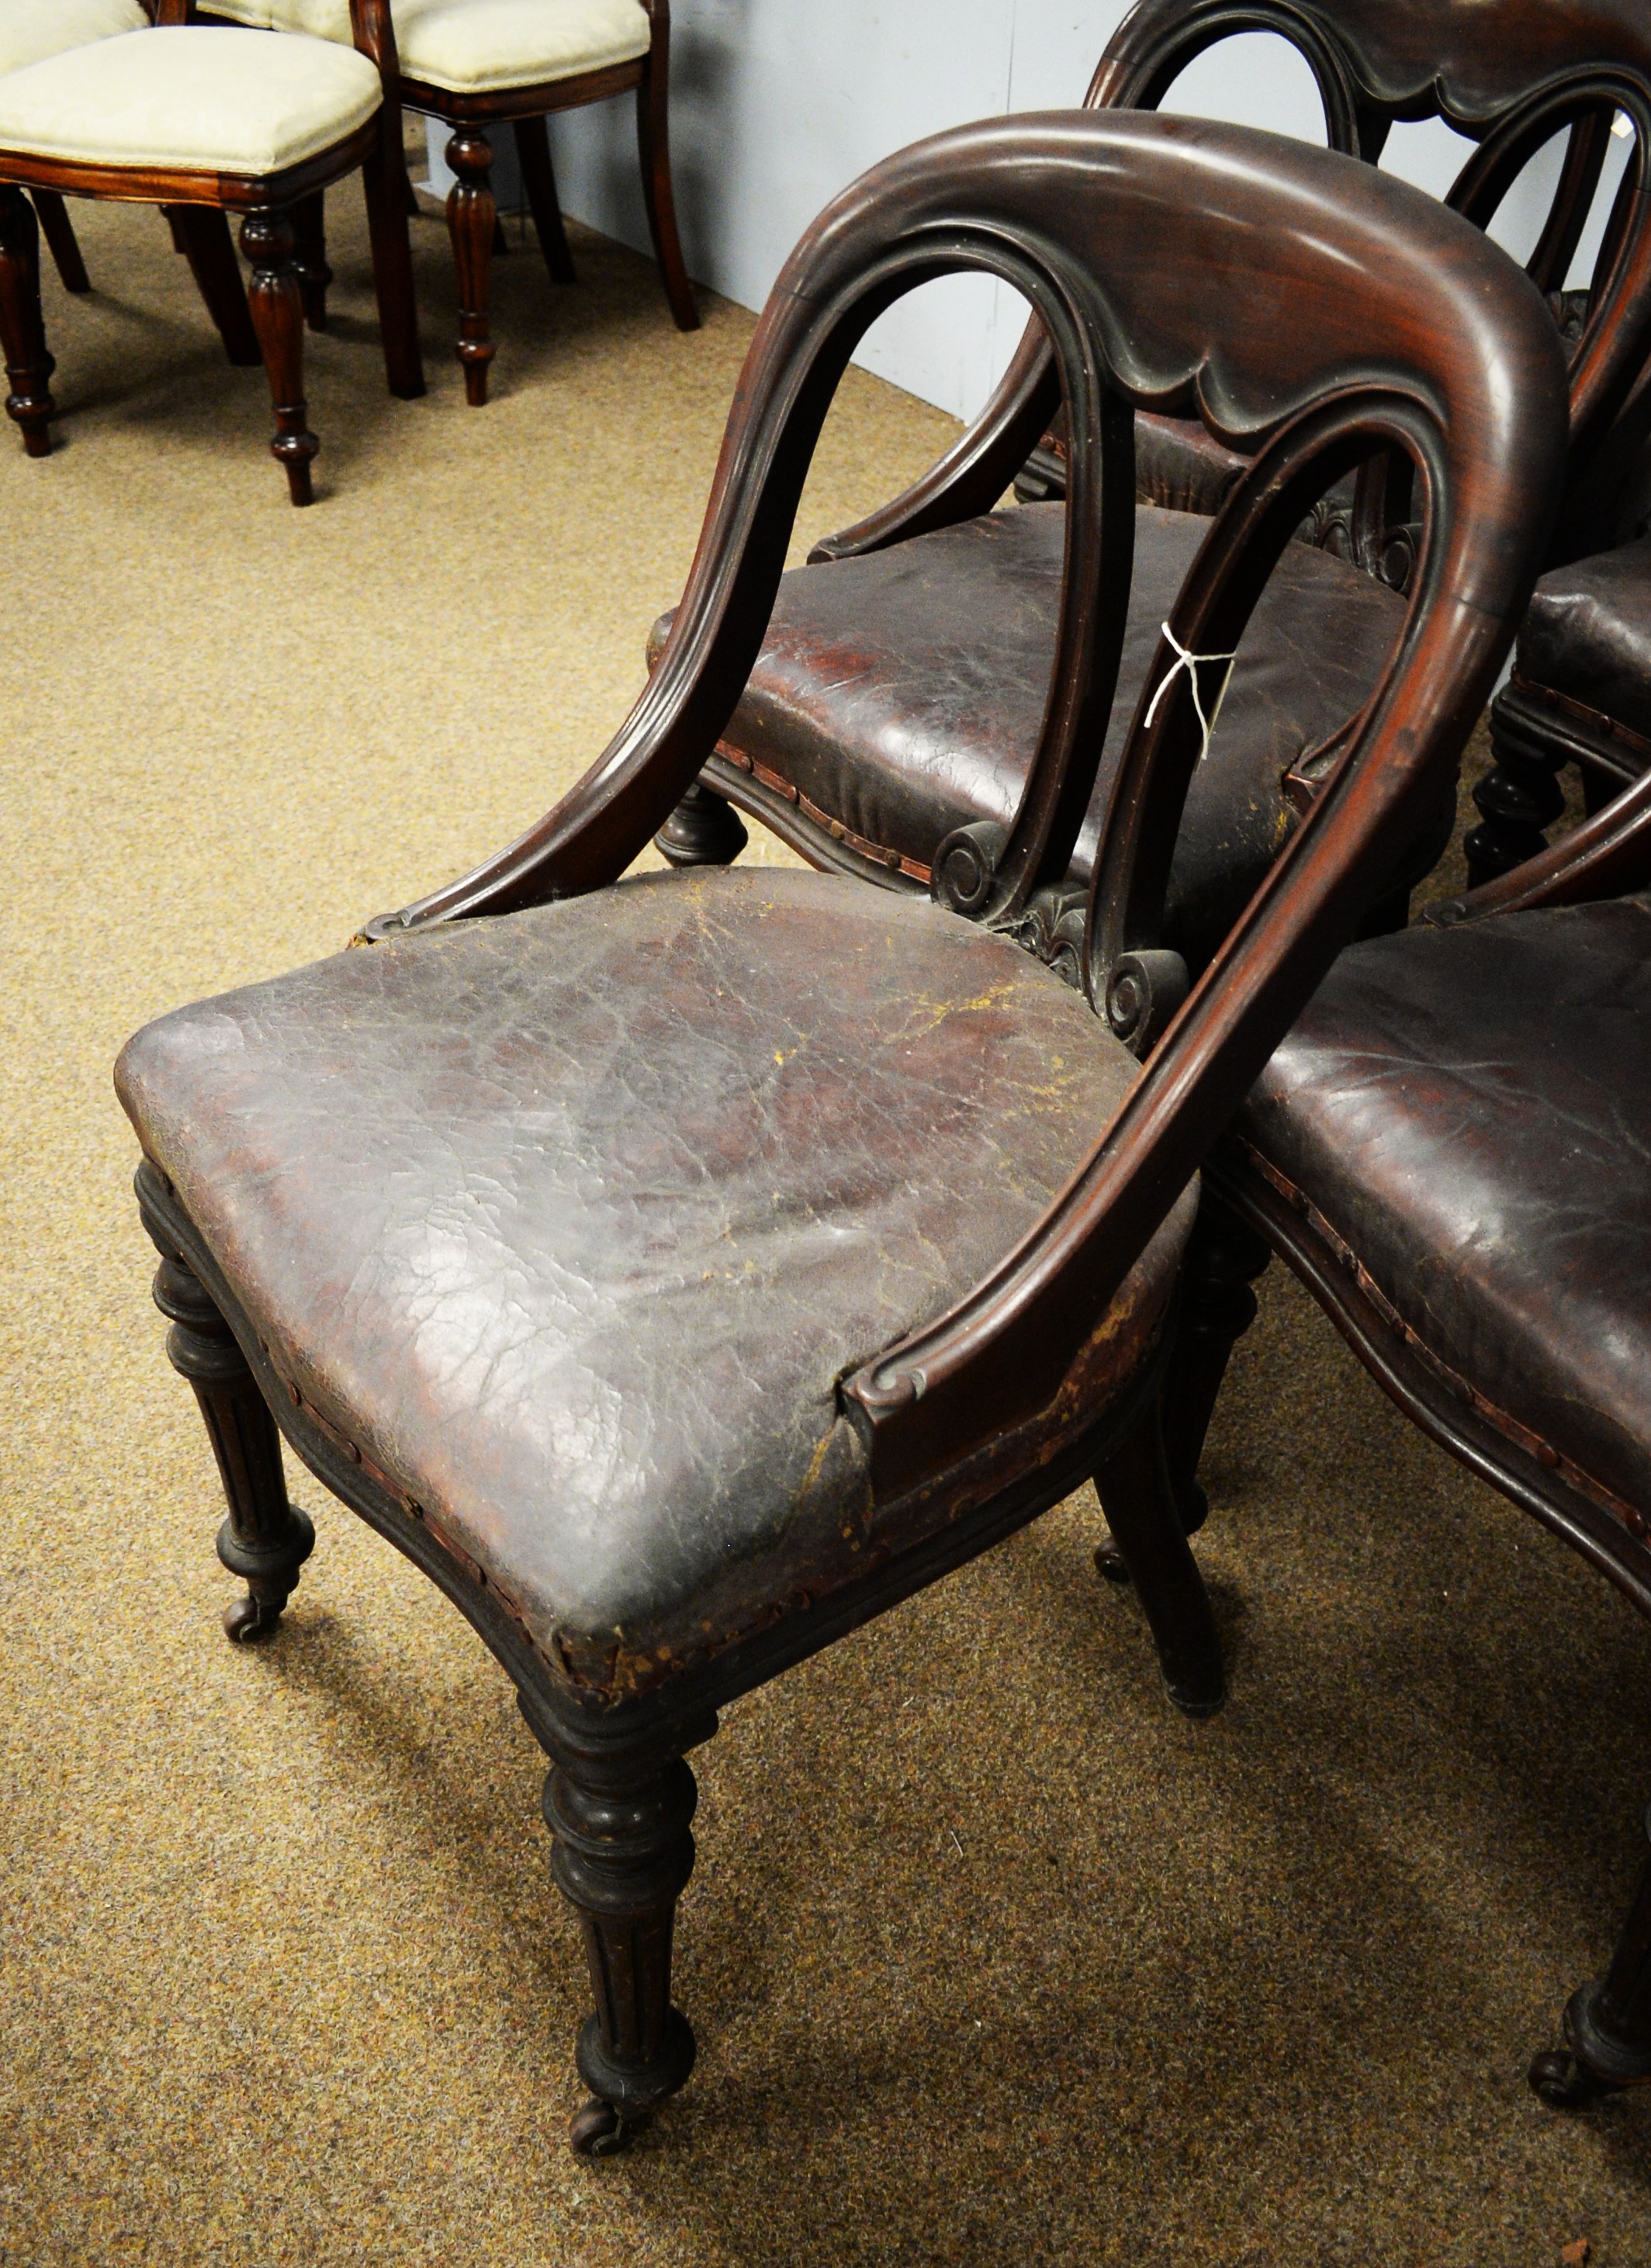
[1240,895,1651,1509]
[117,866,1195,1692]
[1516,535,1651,745]
[656,504,1410,963]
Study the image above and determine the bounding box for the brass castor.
[223,1593,287,1644]
[569,2098,649,2157]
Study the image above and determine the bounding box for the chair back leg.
[291,190,332,333]
[239,208,318,505]
[514,115,576,285]
[635,43,697,331]
[0,185,54,458]
[361,109,426,400]
[445,127,497,406]
[164,204,261,368]
[1532,1803,1651,2106]
[31,189,89,293]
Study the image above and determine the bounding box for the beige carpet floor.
[3,185,1650,2268]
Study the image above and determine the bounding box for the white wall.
[455,1,1627,421]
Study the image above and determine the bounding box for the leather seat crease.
[653,503,1410,964]
[1240,894,1651,1513]
[1518,534,1651,742]
[116,867,1195,1695]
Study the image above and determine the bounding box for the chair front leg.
[1532,1802,1651,2108]
[0,183,55,458]
[31,189,89,293]
[238,206,318,505]
[542,1747,701,2155]
[445,127,497,406]
[146,1237,316,1643]
[291,190,332,332]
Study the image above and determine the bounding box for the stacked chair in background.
[0,0,423,500]
[0,0,147,292]
[114,110,1567,2155]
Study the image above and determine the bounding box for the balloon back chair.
[649,0,1651,981]
[0,0,149,292]
[199,0,697,402]
[116,112,1565,2152]
[0,0,422,501]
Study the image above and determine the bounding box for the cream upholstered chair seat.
[211,0,650,94]
[0,25,381,173]
[0,0,147,78]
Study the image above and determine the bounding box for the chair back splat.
[119,115,1566,2152]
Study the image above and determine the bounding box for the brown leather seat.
[1516,535,1651,744]
[663,503,1411,964]
[118,866,1193,1688]
[1238,894,1651,1517]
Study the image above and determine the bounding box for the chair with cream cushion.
[0,0,424,501]
[0,0,148,291]
[205,0,697,403]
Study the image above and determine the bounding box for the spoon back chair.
[116,112,1564,2152]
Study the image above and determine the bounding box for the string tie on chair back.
[1144,623,1239,761]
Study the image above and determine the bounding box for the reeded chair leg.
[1096,1186,1270,1583]
[1532,1803,1651,2109]
[291,189,332,333]
[32,189,89,294]
[1094,1398,1226,1718]
[165,205,261,368]
[147,1241,315,1644]
[445,127,497,406]
[361,109,425,399]
[239,207,317,506]
[542,1748,700,2156]
[0,183,55,458]
[1465,695,1569,885]
[655,782,749,867]
[635,40,697,330]
[514,114,576,285]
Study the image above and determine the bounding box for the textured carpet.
[2,185,1649,2268]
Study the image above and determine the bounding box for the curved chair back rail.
[363,111,1568,1494]
[818,0,1651,570]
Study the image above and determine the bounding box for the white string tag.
[1143,623,1239,762]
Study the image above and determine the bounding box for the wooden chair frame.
[0,0,422,501]
[127,112,1565,2152]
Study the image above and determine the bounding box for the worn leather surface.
[657,503,1409,963]
[118,866,1194,1690]
[1241,895,1651,1509]
[1518,535,1651,742]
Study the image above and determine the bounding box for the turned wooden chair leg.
[0,184,54,458]
[1096,1187,1270,1586]
[361,109,425,400]
[239,207,317,506]
[445,127,497,406]
[1093,1398,1226,1718]
[514,115,576,285]
[540,1745,701,2155]
[1532,1803,1651,2108]
[655,781,749,867]
[635,42,697,331]
[291,189,331,333]
[146,1239,315,1644]
[164,204,261,368]
[1465,699,1569,886]
[32,189,89,293]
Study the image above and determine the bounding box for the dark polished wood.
[291,188,331,332]
[31,188,88,293]
[0,183,54,456]
[127,115,1563,2152]
[443,127,496,407]
[513,115,575,287]
[164,203,261,365]
[240,206,316,505]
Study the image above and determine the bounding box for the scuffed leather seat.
[118,866,1193,1687]
[1238,894,1651,1513]
[1515,535,1651,745]
[660,503,1411,965]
